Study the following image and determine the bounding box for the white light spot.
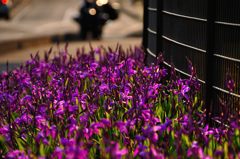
[96,0,109,6]
[89,8,96,15]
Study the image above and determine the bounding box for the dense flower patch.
[0,45,239,158]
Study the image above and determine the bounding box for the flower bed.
[0,45,239,158]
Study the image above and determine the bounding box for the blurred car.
[0,0,10,20]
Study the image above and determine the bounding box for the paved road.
[0,0,143,71]
[0,0,142,42]
[0,0,80,41]
[16,0,78,22]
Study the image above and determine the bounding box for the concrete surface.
[0,0,143,72]
[0,0,143,54]
[120,0,143,21]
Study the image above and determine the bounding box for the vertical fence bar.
[143,0,149,65]
[206,0,216,123]
[156,0,163,55]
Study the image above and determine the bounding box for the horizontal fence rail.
[143,0,240,117]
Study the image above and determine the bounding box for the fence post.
[156,0,163,56]
[206,0,216,123]
[143,0,149,65]
[143,0,148,49]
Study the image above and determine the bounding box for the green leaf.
[144,139,150,147]
[47,75,52,83]
[65,78,69,87]
[224,142,228,158]
[105,112,110,119]
[0,135,8,155]
[16,138,25,151]
[40,143,45,156]
[76,97,79,105]
[182,134,191,147]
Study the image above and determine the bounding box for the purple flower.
[63,141,88,159]
[90,62,99,71]
[54,100,65,116]
[147,84,160,98]
[120,84,132,101]
[83,128,93,139]
[134,144,147,157]
[68,105,79,113]
[152,118,172,133]
[181,84,190,100]
[142,109,152,122]
[52,147,63,159]
[99,83,109,94]
[214,150,223,157]
[61,138,69,146]
[36,131,49,145]
[79,114,89,126]
[225,75,235,92]
[126,119,136,130]
[90,121,107,134]
[100,118,111,127]
[115,121,128,134]
[150,146,165,159]
[159,68,168,78]
[126,59,137,75]
[117,60,125,69]
[187,141,211,159]
[180,114,189,126]
[202,125,214,136]
[0,44,238,158]
[49,125,57,139]
[135,135,146,142]
[68,125,79,137]
[20,95,32,104]
[0,125,9,137]
[7,150,29,159]
[35,115,48,128]
[107,142,128,159]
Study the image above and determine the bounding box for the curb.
[0,35,54,55]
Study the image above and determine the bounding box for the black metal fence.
[143,0,240,117]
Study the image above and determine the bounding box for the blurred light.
[1,0,8,5]
[89,8,96,15]
[96,0,108,6]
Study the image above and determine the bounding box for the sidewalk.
[120,0,143,21]
[10,0,32,17]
